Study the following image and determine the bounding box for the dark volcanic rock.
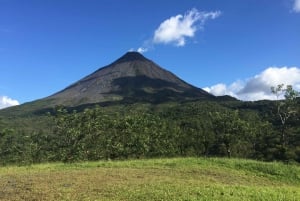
[45,52,214,106]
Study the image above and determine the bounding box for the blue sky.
[1,0,300,108]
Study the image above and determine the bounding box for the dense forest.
[0,85,299,165]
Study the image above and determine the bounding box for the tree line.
[0,85,299,165]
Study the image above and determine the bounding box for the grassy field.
[0,157,299,201]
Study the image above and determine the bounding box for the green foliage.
[0,97,299,165]
[210,110,246,157]
[271,84,300,161]
[0,128,30,165]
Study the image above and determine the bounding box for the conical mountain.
[45,52,214,106]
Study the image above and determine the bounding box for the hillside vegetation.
[0,94,299,165]
[0,157,299,201]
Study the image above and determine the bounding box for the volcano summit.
[45,52,214,106]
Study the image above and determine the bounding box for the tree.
[210,110,248,158]
[271,84,299,148]
[52,108,87,162]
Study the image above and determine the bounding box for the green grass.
[0,157,299,201]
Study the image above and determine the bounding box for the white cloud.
[153,8,221,46]
[137,47,148,53]
[135,8,221,53]
[203,67,300,101]
[203,84,227,96]
[0,96,20,109]
[204,81,242,98]
[293,0,300,12]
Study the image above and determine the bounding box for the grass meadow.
[0,157,299,201]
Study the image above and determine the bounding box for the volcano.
[44,52,214,106]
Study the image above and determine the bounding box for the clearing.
[0,157,299,201]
